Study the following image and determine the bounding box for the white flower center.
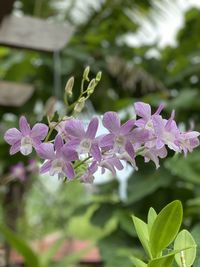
[79,139,92,154]
[49,159,64,178]
[145,120,153,130]
[20,136,33,155]
[163,131,174,142]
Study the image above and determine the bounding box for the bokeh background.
[1,0,200,266]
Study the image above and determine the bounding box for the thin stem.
[64,92,69,106]
[67,87,89,113]
[45,118,64,142]
[81,78,85,94]
[74,156,91,169]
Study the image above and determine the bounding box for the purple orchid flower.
[179,131,200,156]
[65,117,101,161]
[134,101,165,129]
[10,162,26,181]
[99,153,124,175]
[4,116,48,156]
[152,111,181,151]
[53,120,70,141]
[81,161,98,183]
[100,112,135,159]
[142,146,168,169]
[36,135,77,179]
[81,152,125,182]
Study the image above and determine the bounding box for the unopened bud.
[83,66,90,81]
[74,97,85,113]
[65,76,74,97]
[96,71,102,82]
[87,79,96,94]
[45,97,56,120]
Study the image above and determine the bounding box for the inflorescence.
[4,102,200,183]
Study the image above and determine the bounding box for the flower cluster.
[4,102,200,183]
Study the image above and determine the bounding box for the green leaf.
[132,216,151,258]
[191,224,200,267]
[0,225,40,267]
[130,255,147,267]
[147,247,195,267]
[147,208,157,234]
[174,229,196,267]
[40,236,65,267]
[147,253,174,267]
[149,200,183,257]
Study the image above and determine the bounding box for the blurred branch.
[107,56,168,94]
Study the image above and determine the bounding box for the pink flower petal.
[91,144,101,161]
[85,117,99,139]
[100,133,114,147]
[65,119,85,138]
[154,103,165,115]
[156,138,164,149]
[62,144,78,161]
[54,135,64,152]
[10,141,21,155]
[184,131,200,139]
[190,138,199,148]
[112,157,124,170]
[102,112,120,133]
[40,160,52,174]
[158,146,168,158]
[63,163,75,179]
[134,102,151,120]
[165,110,175,131]
[36,143,55,159]
[125,141,134,158]
[4,128,22,145]
[152,115,164,137]
[135,118,146,128]
[31,123,48,140]
[120,119,135,135]
[19,116,31,136]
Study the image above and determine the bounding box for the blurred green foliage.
[1,1,200,266]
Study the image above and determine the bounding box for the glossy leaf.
[192,224,200,267]
[147,207,157,234]
[130,255,147,267]
[132,216,151,258]
[149,200,183,257]
[174,229,196,267]
[147,253,174,267]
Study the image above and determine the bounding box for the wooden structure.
[0,15,73,52]
[10,234,102,266]
[0,81,34,107]
[0,0,74,106]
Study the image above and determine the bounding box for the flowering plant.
[4,68,200,184]
[3,68,200,266]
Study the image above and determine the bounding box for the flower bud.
[65,76,74,97]
[74,97,85,113]
[45,96,56,120]
[96,71,102,82]
[83,66,90,81]
[87,79,96,95]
